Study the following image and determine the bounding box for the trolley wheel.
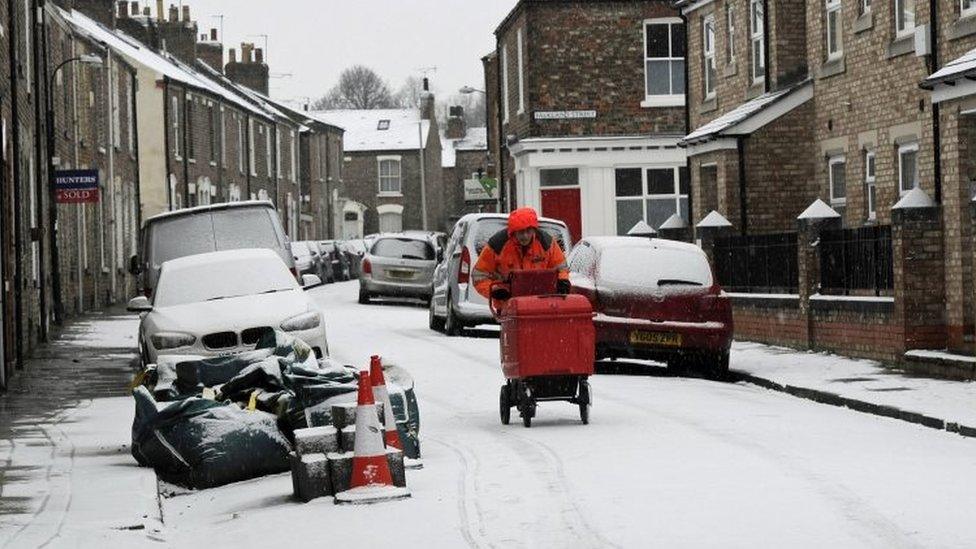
[578,379,591,425]
[499,384,511,425]
[520,385,534,428]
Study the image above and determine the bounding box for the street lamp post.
[46,53,103,324]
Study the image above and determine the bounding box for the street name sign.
[533,110,597,120]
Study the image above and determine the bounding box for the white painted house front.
[509,135,687,241]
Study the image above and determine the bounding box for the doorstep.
[901,349,976,381]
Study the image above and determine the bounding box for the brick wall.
[342,151,425,234]
[498,1,684,140]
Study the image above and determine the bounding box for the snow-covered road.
[161,281,976,548]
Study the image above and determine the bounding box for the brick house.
[441,105,489,225]
[677,0,976,368]
[490,0,688,242]
[311,87,444,237]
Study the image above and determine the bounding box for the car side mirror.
[127,296,152,312]
[302,274,322,289]
[128,255,142,275]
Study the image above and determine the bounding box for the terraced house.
[676,0,976,371]
[489,0,688,242]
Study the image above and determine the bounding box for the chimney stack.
[210,27,217,41]
[130,1,138,16]
[142,5,149,16]
[255,48,264,64]
[117,1,128,18]
[226,42,270,95]
[228,48,237,63]
[168,4,178,22]
[241,42,254,63]
[447,106,466,139]
[156,0,163,20]
[181,4,190,22]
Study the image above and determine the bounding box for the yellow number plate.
[629,330,682,347]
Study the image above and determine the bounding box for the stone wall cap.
[892,187,937,209]
[627,220,657,236]
[696,210,733,228]
[797,199,841,220]
[659,214,688,230]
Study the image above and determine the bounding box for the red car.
[566,236,733,378]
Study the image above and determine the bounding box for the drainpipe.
[106,49,117,299]
[930,0,942,204]
[8,0,23,368]
[495,42,506,213]
[181,88,189,208]
[737,137,748,236]
[418,121,428,230]
[35,0,50,338]
[680,10,692,227]
[130,69,142,288]
[162,77,171,211]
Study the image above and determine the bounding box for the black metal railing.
[819,225,893,296]
[713,232,799,294]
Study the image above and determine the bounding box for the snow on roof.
[309,109,430,152]
[797,199,841,220]
[681,80,810,145]
[892,187,937,209]
[697,210,733,228]
[923,47,976,88]
[441,127,488,168]
[61,7,273,120]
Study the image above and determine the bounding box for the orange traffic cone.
[334,369,410,504]
[370,355,403,450]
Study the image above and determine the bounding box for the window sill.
[949,14,976,41]
[853,12,873,34]
[641,95,685,108]
[887,34,916,59]
[744,81,765,100]
[210,161,218,167]
[818,57,846,80]
[699,96,718,114]
[377,192,403,198]
[723,62,737,78]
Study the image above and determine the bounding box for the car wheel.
[704,350,730,381]
[428,298,446,332]
[666,355,689,376]
[444,296,463,337]
[358,287,370,304]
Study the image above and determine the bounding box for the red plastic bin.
[499,294,595,380]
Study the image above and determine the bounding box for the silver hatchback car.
[358,234,439,304]
[428,213,572,336]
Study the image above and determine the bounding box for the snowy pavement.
[160,282,976,548]
[0,310,161,548]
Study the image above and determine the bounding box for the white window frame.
[219,108,226,166]
[703,15,717,99]
[126,75,135,153]
[248,119,256,176]
[275,127,281,177]
[501,44,510,123]
[377,155,402,196]
[110,62,121,149]
[828,155,847,208]
[172,95,181,160]
[642,17,686,107]
[750,0,766,85]
[517,28,525,114]
[826,0,843,61]
[613,166,689,233]
[266,125,273,177]
[726,4,736,63]
[898,143,919,196]
[290,130,297,182]
[864,150,876,220]
[896,0,916,38]
[963,0,976,18]
[862,0,871,14]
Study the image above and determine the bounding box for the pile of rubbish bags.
[131,331,420,489]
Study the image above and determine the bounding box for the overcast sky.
[181,0,518,108]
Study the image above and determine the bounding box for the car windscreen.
[149,207,282,268]
[371,238,435,261]
[597,245,713,289]
[154,256,298,308]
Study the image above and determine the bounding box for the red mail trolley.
[493,270,595,427]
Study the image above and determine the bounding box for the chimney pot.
[181,5,190,22]
[422,77,429,91]
[255,48,264,64]
[210,28,218,41]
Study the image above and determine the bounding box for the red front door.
[541,188,582,244]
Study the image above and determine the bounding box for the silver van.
[130,201,295,297]
[428,213,572,336]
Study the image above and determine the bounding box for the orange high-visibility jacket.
[472,228,569,298]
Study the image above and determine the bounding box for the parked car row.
[355,212,734,379]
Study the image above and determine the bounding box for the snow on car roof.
[308,109,430,152]
[160,248,281,272]
[145,200,275,223]
[456,212,568,227]
[584,236,705,254]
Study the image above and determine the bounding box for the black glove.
[556,279,571,295]
[490,286,512,301]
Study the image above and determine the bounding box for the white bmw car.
[128,248,329,365]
